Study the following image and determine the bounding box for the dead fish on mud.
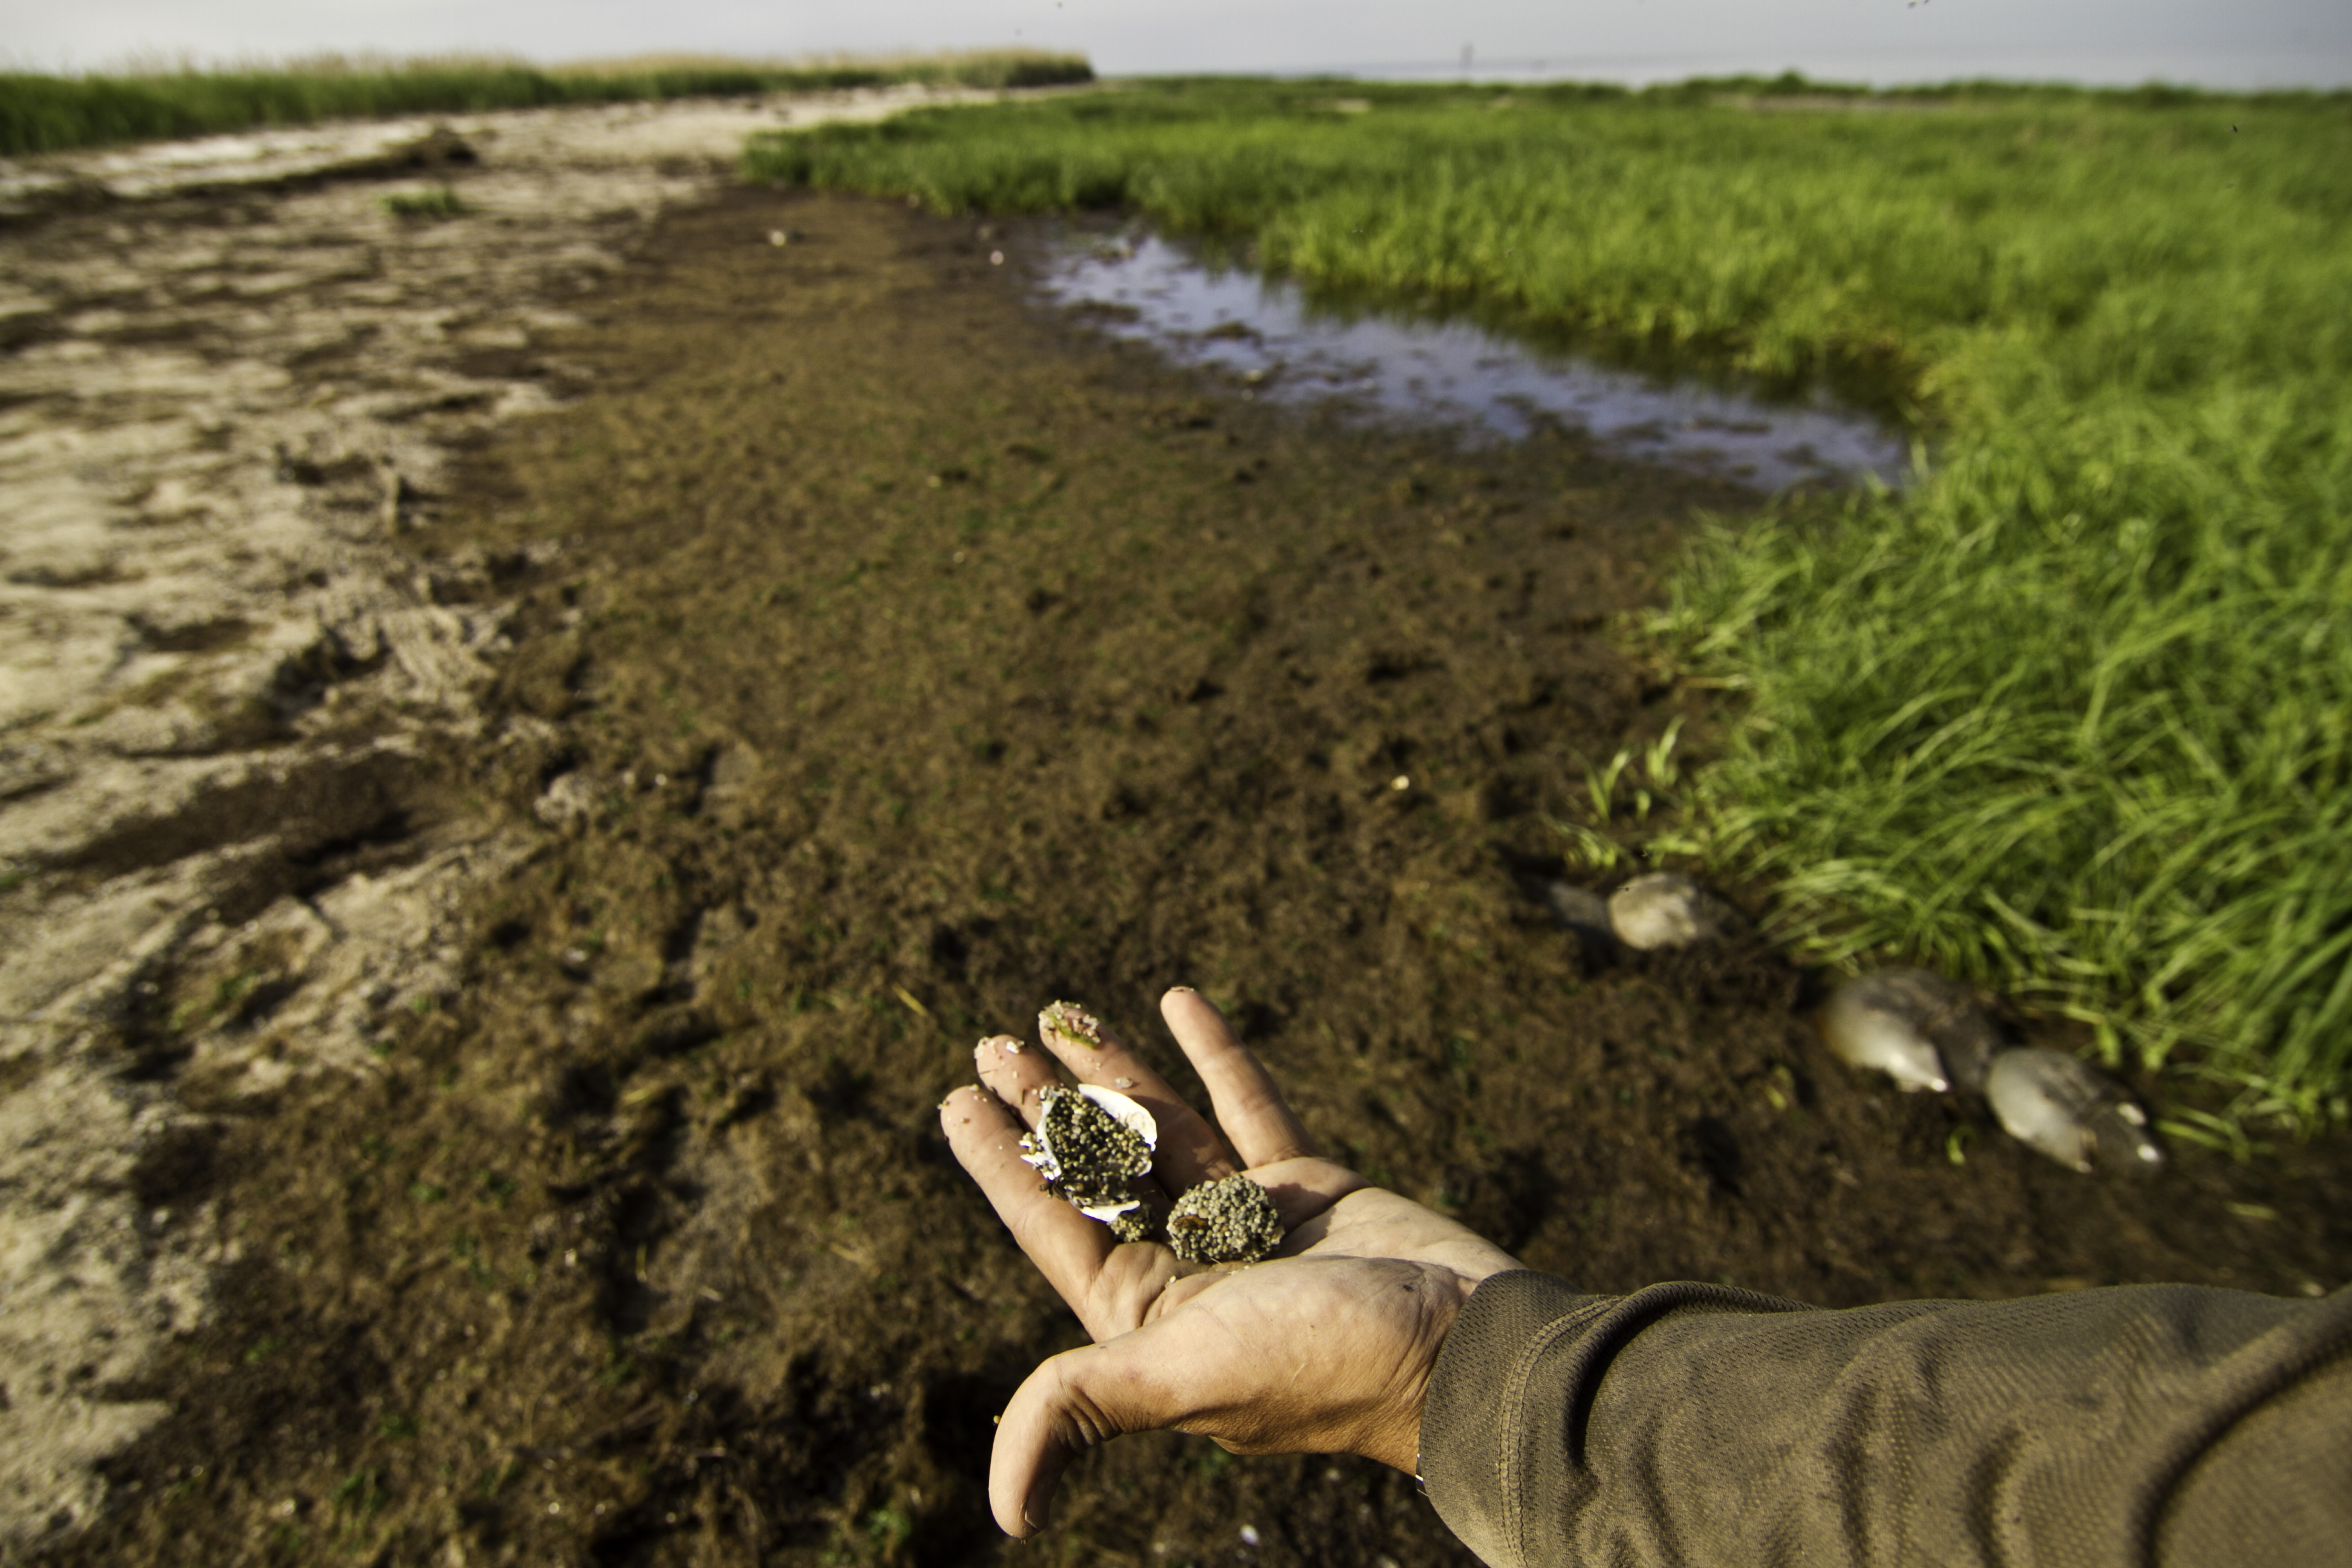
[1606,871,1742,951]
[1819,969,2162,1174]
[1817,967,2002,1094]
[1985,1048,2165,1175]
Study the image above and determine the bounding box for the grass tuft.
[0,49,1093,157]
[747,77,2352,1123]
[382,184,467,218]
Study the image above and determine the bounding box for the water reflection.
[1036,229,1910,493]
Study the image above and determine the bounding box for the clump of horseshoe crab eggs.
[1020,1083,1158,1243]
[1166,1174,1287,1266]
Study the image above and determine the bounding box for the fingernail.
[1167,984,1195,995]
[1040,999,1104,1046]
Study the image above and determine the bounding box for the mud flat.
[0,85,1017,1554]
[6,112,2350,1568]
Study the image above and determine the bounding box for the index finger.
[939,1084,1115,1314]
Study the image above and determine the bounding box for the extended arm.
[1422,1271,2352,1568]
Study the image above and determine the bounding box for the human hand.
[939,986,1523,1538]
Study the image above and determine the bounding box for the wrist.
[1365,1264,1479,1474]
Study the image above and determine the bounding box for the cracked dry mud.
[6,97,2351,1568]
[0,87,1000,1555]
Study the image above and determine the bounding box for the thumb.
[991,1333,1184,1538]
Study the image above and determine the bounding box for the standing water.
[1036,229,1910,493]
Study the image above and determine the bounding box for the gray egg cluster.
[1021,1083,1158,1242]
[1819,969,2163,1175]
[1544,872,2164,1175]
[1165,1174,1287,1266]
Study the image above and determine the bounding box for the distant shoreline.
[1250,47,2352,94]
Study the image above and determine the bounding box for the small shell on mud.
[1166,1174,1286,1266]
[1985,1048,2164,1175]
[1818,968,2005,1095]
[1019,1084,1158,1229]
[1607,872,1739,951]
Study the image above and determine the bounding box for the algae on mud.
[748,77,2352,1123]
[41,185,2351,1568]
[0,93,821,1553]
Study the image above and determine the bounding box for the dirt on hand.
[8,160,2350,1568]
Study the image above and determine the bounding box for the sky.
[5,0,2350,90]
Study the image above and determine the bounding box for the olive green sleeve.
[1417,1270,2352,1568]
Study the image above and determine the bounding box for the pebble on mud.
[1985,1049,2164,1175]
[1607,872,1739,951]
[1817,967,2005,1095]
[532,771,604,834]
[1020,1084,1157,1239]
[1166,1174,1285,1266]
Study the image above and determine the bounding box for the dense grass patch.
[0,50,1091,156]
[748,78,2352,1123]
[381,184,468,219]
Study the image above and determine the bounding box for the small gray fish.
[1818,968,2005,1095]
[1607,872,1739,951]
[1984,1048,2164,1174]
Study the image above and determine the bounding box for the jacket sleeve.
[1417,1270,2352,1568]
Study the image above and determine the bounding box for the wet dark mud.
[46,187,2352,1567]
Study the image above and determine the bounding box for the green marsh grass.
[382,184,468,218]
[0,49,1091,156]
[749,79,2352,1122]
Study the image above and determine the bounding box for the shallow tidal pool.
[1035,226,1912,494]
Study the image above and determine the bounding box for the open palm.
[941,988,1522,1537]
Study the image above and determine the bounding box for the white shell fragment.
[1985,1048,2164,1175]
[1607,872,1739,951]
[1166,1174,1286,1266]
[1818,968,2005,1095]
